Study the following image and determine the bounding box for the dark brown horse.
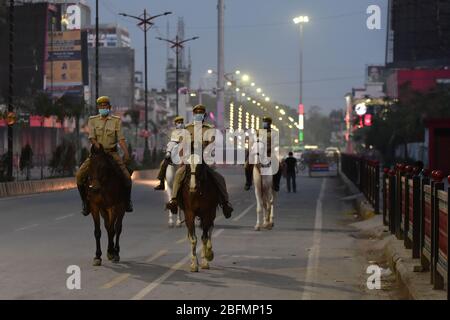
[87,144,126,266]
[179,155,220,272]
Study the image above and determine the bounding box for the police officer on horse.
[165,105,233,219]
[76,96,133,216]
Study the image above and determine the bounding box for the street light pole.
[143,9,149,151]
[217,0,225,129]
[119,10,172,154]
[293,15,309,145]
[7,0,15,181]
[95,0,99,111]
[156,35,199,117]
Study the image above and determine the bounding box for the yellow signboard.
[45,60,82,84]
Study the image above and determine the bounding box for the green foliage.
[0,152,12,182]
[355,85,450,163]
[303,106,332,147]
[49,140,77,177]
[19,144,33,180]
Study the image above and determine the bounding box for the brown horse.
[179,155,220,272]
[87,144,126,266]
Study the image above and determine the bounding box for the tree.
[354,85,450,164]
[20,144,33,180]
[124,109,140,147]
[303,106,332,147]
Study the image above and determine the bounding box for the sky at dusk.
[85,0,388,113]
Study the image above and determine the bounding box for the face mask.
[175,123,184,129]
[193,114,204,122]
[99,109,110,117]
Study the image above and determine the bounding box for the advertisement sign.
[45,30,84,98]
[366,65,386,84]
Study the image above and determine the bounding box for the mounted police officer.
[165,105,233,218]
[76,96,133,216]
[244,116,282,191]
[154,116,185,190]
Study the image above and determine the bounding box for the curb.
[338,171,375,220]
[384,235,447,300]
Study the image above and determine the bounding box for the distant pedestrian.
[285,152,298,193]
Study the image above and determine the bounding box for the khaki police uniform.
[156,128,184,181]
[76,114,131,186]
[171,122,230,204]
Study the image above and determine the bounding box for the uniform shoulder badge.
[89,114,100,119]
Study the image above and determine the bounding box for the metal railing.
[382,166,449,299]
[341,154,380,215]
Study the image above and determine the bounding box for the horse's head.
[88,144,115,190]
[186,154,206,193]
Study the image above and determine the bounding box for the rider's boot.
[77,184,90,216]
[125,185,133,212]
[166,198,178,214]
[154,159,169,190]
[222,201,233,219]
[154,179,165,190]
[273,170,281,192]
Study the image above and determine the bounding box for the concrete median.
[0,169,158,198]
[0,177,76,198]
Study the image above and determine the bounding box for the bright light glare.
[241,74,250,82]
[256,88,262,93]
[207,69,213,74]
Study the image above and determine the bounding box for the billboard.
[45,30,85,98]
[366,65,386,84]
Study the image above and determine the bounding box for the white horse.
[253,164,276,231]
[164,141,183,228]
[251,139,277,231]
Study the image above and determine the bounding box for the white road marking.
[14,224,39,232]
[232,203,255,222]
[131,229,224,300]
[302,178,327,300]
[101,273,131,289]
[101,249,168,290]
[145,249,168,263]
[55,213,75,221]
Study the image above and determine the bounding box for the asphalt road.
[0,167,395,300]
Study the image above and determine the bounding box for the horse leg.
[168,211,175,228]
[92,209,102,266]
[104,210,115,261]
[200,221,214,269]
[186,212,198,272]
[255,192,262,231]
[113,210,124,263]
[176,210,183,228]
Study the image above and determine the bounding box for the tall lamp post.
[293,15,309,145]
[119,10,172,154]
[7,0,15,181]
[156,35,199,116]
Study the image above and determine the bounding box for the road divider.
[0,169,159,199]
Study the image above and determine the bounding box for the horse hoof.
[176,222,182,228]
[190,265,199,272]
[93,258,102,266]
[201,263,210,269]
[205,250,214,262]
[254,225,261,231]
[107,253,114,261]
[168,222,174,228]
[112,255,120,263]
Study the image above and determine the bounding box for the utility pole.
[95,0,99,111]
[217,0,225,129]
[120,10,172,155]
[7,0,15,181]
[156,35,199,117]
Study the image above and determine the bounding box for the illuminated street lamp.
[293,14,309,144]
